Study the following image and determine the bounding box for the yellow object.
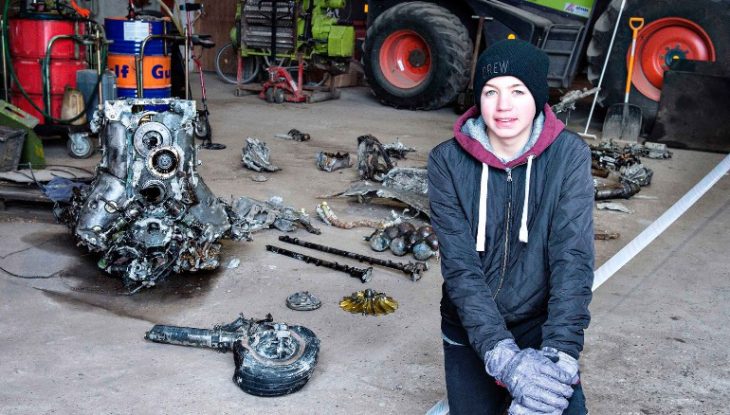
[508,33,516,39]
[340,289,398,316]
[625,17,645,97]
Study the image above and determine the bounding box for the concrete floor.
[0,76,728,414]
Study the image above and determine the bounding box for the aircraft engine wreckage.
[57,99,243,291]
[145,313,320,397]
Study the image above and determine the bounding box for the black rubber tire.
[67,135,95,159]
[232,324,320,397]
[586,0,730,130]
[363,2,472,110]
[214,42,261,84]
[193,110,211,141]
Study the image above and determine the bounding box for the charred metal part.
[286,291,322,311]
[595,230,620,240]
[594,181,641,201]
[279,235,427,281]
[56,98,234,291]
[620,163,653,186]
[242,137,281,172]
[274,128,311,142]
[227,196,321,238]
[315,151,352,172]
[357,134,394,181]
[266,245,373,283]
[339,288,398,316]
[551,87,598,114]
[596,201,633,214]
[367,230,390,252]
[315,201,403,229]
[641,142,672,159]
[145,313,320,397]
[364,221,439,261]
[322,181,430,217]
[382,167,428,195]
[382,138,416,160]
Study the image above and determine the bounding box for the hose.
[2,1,107,124]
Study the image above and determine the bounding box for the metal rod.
[278,235,427,281]
[266,244,372,283]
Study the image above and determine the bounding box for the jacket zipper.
[493,168,512,299]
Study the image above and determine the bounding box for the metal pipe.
[278,235,427,281]
[137,33,185,97]
[266,244,373,283]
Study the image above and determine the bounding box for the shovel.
[602,17,645,142]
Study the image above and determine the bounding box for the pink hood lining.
[453,104,565,170]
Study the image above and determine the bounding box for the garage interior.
[0,1,728,414]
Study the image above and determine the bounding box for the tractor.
[362,0,730,132]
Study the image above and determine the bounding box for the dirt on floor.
[0,77,728,415]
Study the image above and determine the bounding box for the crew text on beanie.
[473,39,550,112]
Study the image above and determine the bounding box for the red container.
[8,17,88,124]
[8,18,85,59]
[11,91,63,124]
[12,58,87,94]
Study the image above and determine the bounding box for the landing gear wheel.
[232,323,320,397]
[273,88,285,104]
[587,0,730,130]
[264,88,275,103]
[363,1,472,110]
[194,110,211,141]
[67,133,94,159]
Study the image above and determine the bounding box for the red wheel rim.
[631,17,716,101]
[379,29,431,89]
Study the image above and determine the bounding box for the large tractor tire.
[363,2,472,110]
[586,0,730,130]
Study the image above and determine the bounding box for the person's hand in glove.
[485,339,575,413]
[508,401,563,415]
[541,347,580,385]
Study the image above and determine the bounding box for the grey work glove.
[541,347,580,385]
[485,339,574,413]
[508,401,563,415]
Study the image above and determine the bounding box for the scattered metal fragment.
[315,151,352,172]
[620,163,653,186]
[315,201,404,229]
[266,245,373,283]
[286,291,322,311]
[242,137,281,172]
[227,258,241,269]
[641,142,672,159]
[145,313,320,397]
[55,98,234,291]
[274,128,311,142]
[321,167,430,217]
[339,288,398,316]
[551,87,598,114]
[251,174,269,182]
[594,180,641,200]
[596,202,633,214]
[382,138,416,159]
[227,196,321,238]
[357,134,394,181]
[365,222,439,261]
[279,235,428,281]
[594,231,620,240]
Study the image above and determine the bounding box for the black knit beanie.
[473,39,550,112]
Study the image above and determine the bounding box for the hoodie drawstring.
[476,163,489,251]
[519,155,534,243]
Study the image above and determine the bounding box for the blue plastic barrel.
[105,17,172,109]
